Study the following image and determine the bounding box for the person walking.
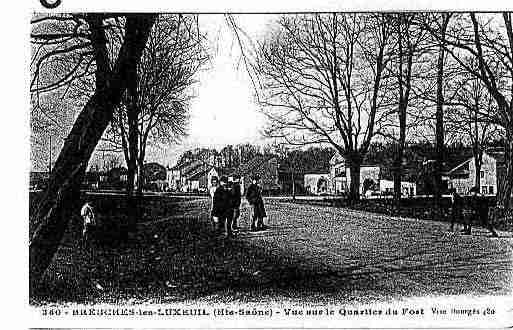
[245,174,268,231]
[465,186,499,237]
[212,176,234,238]
[231,175,242,231]
[209,176,219,230]
[449,188,464,232]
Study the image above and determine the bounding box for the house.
[104,167,128,189]
[166,160,202,192]
[143,162,167,191]
[379,179,417,197]
[304,173,331,195]
[82,171,107,190]
[183,165,219,193]
[448,150,505,196]
[304,153,417,197]
[329,154,381,195]
[29,171,49,190]
[166,159,222,193]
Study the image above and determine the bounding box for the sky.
[157,14,276,167]
[31,14,278,171]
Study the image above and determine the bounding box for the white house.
[304,173,331,195]
[379,179,417,197]
[448,151,503,196]
[304,153,417,197]
[166,160,219,193]
[329,154,380,195]
[166,166,181,191]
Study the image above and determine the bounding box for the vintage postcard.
[21,0,513,328]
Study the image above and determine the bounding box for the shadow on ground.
[30,198,512,305]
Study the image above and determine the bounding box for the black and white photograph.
[22,1,513,328]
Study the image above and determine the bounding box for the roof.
[447,159,471,176]
[330,153,379,167]
[184,163,213,181]
[171,159,201,172]
[446,150,506,175]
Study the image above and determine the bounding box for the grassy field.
[30,196,513,305]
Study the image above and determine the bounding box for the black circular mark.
[40,0,62,9]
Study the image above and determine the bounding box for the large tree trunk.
[29,15,156,289]
[125,66,139,234]
[126,112,138,197]
[136,146,146,196]
[393,144,404,202]
[498,136,513,211]
[347,153,362,202]
[434,14,450,213]
[473,148,483,190]
[393,104,407,202]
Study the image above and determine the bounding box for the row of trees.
[240,13,512,209]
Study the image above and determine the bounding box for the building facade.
[166,160,219,193]
[304,153,417,197]
[329,154,381,195]
[448,151,502,196]
[304,173,331,195]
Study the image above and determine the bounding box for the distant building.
[143,162,167,191]
[304,173,330,195]
[29,171,49,190]
[166,160,221,193]
[329,154,381,195]
[448,151,505,196]
[304,153,417,197]
[379,179,416,197]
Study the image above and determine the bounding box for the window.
[482,186,488,195]
[480,171,484,178]
[335,166,345,177]
[489,186,494,195]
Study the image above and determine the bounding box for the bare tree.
[255,14,395,200]
[106,15,207,195]
[388,13,430,202]
[446,67,503,190]
[29,13,156,287]
[428,13,513,210]
[433,13,452,209]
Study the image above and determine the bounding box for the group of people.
[449,186,499,237]
[209,174,268,238]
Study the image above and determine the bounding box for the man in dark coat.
[246,174,267,231]
[449,188,464,232]
[231,175,242,230]
[465,186,499,237]
[212,176,234,238]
